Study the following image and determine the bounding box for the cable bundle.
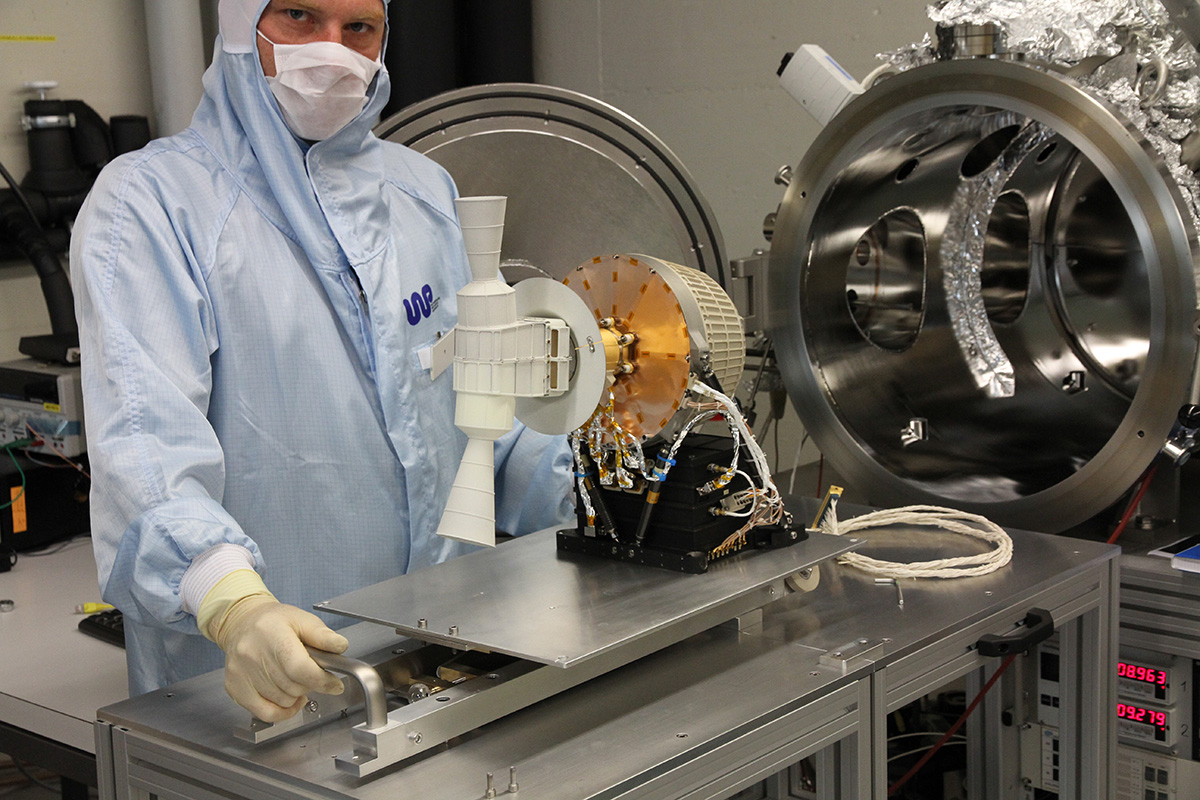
[821,504,1013,579]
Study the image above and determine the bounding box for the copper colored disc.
[562,255,692,440]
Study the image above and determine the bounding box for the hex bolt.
[305,700,318,714]
[408,731,422,744]
[508,766,519,793]
[449,625,459,636]
[417,618,427,629]
[485,772,497,798]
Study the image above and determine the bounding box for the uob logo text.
[405,284,436,325]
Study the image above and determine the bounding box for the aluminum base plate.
[318,528,856,668]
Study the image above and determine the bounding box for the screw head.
[305,700,318,714]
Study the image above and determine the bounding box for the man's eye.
[285,9,307,21]
[347,22,374,34]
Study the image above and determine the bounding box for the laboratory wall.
[0,1,936,479]
[531,0,933,476]
[0,2,157,361]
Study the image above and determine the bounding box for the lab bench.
[0,539,128,796]
[94,524,1117,799]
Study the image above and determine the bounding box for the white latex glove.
[198,570,348,721]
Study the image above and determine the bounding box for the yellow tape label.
[10,487,26,534]
[43,402,60,412]
[0,35,57,42]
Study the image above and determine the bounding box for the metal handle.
[976,608,1054,658]
[306,647,388,731]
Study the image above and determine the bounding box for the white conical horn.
[437,196,513,548]
[456,196,507,282]
[436,437,496,547]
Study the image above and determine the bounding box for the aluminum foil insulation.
[941,119,1051,398]
[930,0,1174,63]
[880,0,1200,291]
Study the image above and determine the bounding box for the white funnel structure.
[437,197,513,547]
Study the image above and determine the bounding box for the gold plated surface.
[563,255,692,439]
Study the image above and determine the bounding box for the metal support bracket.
[730,250,770,332]
[819,638,884,674]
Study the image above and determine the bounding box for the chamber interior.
[801,104,1150,502]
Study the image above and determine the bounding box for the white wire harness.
[690,381,787,556]
[819,500,1014,579]
[569,378,787,557]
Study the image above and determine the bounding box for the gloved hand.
[197,570,348,721]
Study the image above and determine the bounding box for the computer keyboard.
[78,608,125,648]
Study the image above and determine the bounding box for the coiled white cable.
[821,504,1013,579]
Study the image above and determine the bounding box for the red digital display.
[1117,702,1168,736]
[1118,661,1168,687]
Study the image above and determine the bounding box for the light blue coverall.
[71,0,573,694]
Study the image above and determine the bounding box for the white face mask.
[258,30,382,141]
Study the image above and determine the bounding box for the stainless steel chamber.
[770,57,1200,532]
[376,84,727,285]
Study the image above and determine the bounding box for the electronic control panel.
[1025,642,1199,799]
[1118,701,1178,748]
[1115,648,1192,754]
[1119,652,1189,706]
[0,359,85,458]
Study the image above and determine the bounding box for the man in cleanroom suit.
[71,0,573,721]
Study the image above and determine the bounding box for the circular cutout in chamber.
[981,191,1031,325]
[845,209,927,352]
